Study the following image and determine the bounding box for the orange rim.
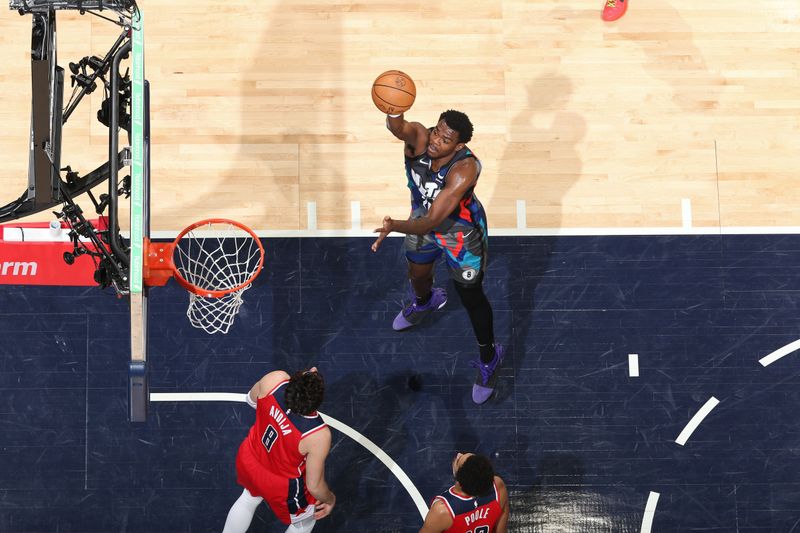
[170,218,265,298]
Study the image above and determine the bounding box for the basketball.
[371,70,416,115]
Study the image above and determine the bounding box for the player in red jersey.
[222,368,336,533]
[419,453,510,533]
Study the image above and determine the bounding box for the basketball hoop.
[144,218,265,334]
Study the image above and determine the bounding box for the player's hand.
[371,216,393,252]
[314,494,336,519]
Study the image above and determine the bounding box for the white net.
[186,289,249,335]
[173,220,263,334]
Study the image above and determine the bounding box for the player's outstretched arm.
[418,499,452,533]
[386,113,428,150]
[495,476,510,533]
[301,428,336,519]
[381,157,478,237]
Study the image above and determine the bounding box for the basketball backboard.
[128,12,149,422]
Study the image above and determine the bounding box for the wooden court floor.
[0,1,798,233]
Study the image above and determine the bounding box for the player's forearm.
[391,216,434,236]
[307,479,335,504]
[385,113,406,138]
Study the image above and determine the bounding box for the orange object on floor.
[602,0,627,21]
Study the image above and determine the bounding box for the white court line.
[675,396,720,446]
[307,201,317,231]
[350,201,361,231]
[319,412,428,519]
[516,200,526,229]
[145,225,800,240]
[151,392,246,402]
[150,391,429,520]
[681,199,692,229]
[628,354,639,377]
[640,491,660,533]
[758,339,800,367]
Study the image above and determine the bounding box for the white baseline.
[146,225,800,240]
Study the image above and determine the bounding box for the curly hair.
[455,454,495,497]
[284,369,325,415]
[439,109,473,144]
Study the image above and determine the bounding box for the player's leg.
[453,273,494,355]
[225,444,267,532]
[442,227,504,404]
[405,232,442,301]
[222,488,263,533]
[257,476,319,531]
[408,259,435,301]
[453,276,505,404]
[393,233,447,331]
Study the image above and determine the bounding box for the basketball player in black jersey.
[371,110,503,404]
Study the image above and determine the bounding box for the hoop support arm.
[142,238,174,287]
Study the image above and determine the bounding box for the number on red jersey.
[262,424,279,452]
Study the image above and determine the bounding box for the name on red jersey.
[269,405,293,436]
[464,507,490,527]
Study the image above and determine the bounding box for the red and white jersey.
[243,380,327,479]
[433,481,502,533]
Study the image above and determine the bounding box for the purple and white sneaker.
[392,287,447,331]
[470,344,505,404]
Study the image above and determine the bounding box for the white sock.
[222,488,263,533]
